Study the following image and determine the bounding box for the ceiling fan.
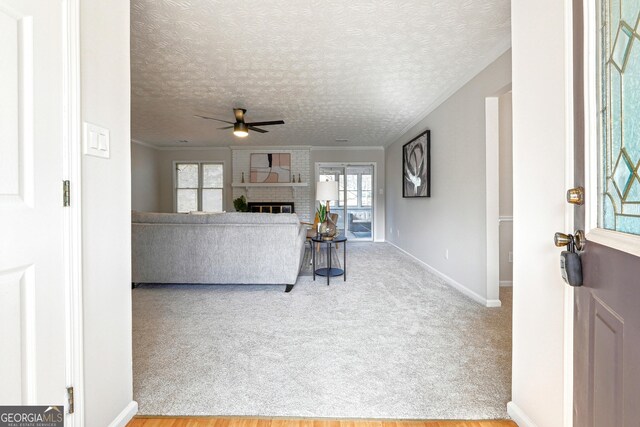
[195,108,285,138]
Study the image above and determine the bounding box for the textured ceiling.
[131,0,510,147]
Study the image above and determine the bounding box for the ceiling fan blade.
[248,126,268,133]
[194,114,234,125]
[245,120,285,127]
[233,108,246,122]
[218,126,233,130]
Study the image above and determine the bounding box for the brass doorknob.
[554,230,585,251]
[554,232,572,247]
[566,187,585,205]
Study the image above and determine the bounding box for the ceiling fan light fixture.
[233,122,249,138]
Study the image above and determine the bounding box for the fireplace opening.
[247,202,295,214]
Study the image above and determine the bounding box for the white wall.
[508,0,571,425]
[80,0,134,425]
[385,50,512,305]
[310,148,386,240]
[499,92,513,283]
[131,142,161,212]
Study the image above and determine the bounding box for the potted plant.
[316,203,327,224]
[316,203,336,240]
[233,195,249,212]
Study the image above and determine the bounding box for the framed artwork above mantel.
[250,153,291,183]
[402,130,431,198]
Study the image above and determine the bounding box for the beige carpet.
[299,243,342,276]
[133,242,512,419]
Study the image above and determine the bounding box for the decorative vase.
[319,215,337,240]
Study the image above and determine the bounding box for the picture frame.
[402,130,431,198]
[249,153,291,183]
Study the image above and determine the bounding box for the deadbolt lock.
[566,186,585,205]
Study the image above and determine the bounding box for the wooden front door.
[572,0,640,425]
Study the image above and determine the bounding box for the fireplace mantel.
[231,182,308,188]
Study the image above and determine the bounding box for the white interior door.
[0,0,67,408]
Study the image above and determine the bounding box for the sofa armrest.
[295,225,307,273]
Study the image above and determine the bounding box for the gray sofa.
[131,211,306,291]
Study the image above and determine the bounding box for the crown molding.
[131,141,385,152]
[229,145,312,151]
[148,145,230,151]
[310,146,385,151]
[154,146,230,151]
[383,36,512,148]
[131,138,160,150]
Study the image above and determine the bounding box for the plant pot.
[319,216,337,240]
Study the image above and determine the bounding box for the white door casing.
[0,0,81,423]
[509,0,575,425]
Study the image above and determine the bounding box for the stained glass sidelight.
[599,0,640,235]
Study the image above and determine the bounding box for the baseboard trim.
[500,280,513,287]
[386,241,500,307]
[108,401,138,427]
[507,401,538,427]
[486,298,502,308]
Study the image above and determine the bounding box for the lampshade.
[316,180,339,201]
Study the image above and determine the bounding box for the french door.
[316,163,374,241]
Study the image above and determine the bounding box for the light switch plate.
[83,122,110,159]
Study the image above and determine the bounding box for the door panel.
[0,266,35,403]
[574,243,640,426]
[0,0,66,406]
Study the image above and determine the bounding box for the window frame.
[331,171,372,208]
[583,0,640,257]
[173,161,225,213]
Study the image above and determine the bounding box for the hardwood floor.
[127,417,517,427]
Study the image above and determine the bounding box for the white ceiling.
[131,0,510,148]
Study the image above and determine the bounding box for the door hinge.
[63,180,70,207]
[66,386,74,414]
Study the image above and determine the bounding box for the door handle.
[554,230,585,252]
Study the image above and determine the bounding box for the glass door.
[317,163,374,241]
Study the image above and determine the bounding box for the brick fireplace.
[231,148,311,222]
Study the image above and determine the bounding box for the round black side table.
[311,235,347,286]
